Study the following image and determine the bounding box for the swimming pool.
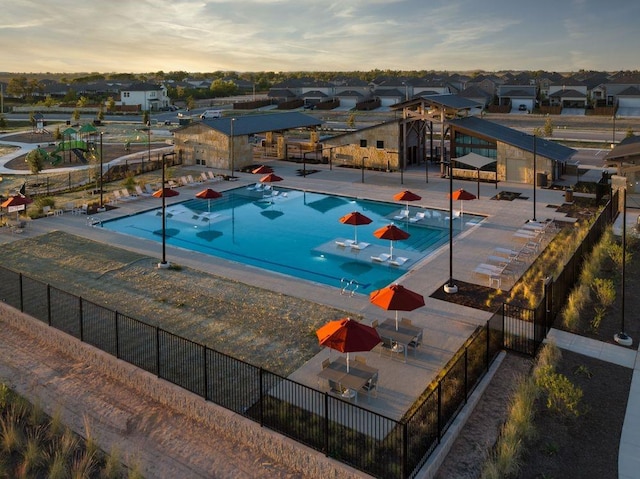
[100,187,483,293]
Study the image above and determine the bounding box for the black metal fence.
[0,266,504,479]
[501,189,619,356]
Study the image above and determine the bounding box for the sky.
[2,0,639,74]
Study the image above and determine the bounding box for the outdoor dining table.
[376,318,423,362]
[317,357,378,402]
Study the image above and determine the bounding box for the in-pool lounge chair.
[371,253,391,263]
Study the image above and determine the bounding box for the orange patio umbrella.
[373,223,410,258]
[447,188,476,225]
[339,211,372,244]
[370,283,425,330]
[316,317,381,371]
[1,194,33,220]
[252,165,273,174]
[393,190,422,215]
[195,188,222,213]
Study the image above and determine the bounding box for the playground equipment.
[49,139,88,165]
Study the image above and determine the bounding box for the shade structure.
[369,283,425,330]
[373,223,410,258]
[339,211,372,244]
[195,188,222,213]
[447,188,476,226]
[1,195,33,220]
[316,317,381,372]
[152,187,180,198]
[252,165,273,174]
[393,190,422,214]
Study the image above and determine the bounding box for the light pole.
[145,120,150,173]
[361,156,367,183]
[402,81,408,101]
[99,131,104,209]
[229,118,235,177]
[615,188,633,346]
[444,158,458,293]
[532,134,537,222]
[611,113,616,148]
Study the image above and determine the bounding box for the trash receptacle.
[536,172,547,188]
[565,187,574,202]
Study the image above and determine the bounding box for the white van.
[200,110,222,119]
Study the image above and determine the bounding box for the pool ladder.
[340,278,359,297]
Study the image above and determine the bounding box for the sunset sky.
[2,0,638,73]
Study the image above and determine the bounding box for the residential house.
[119,82,170,111]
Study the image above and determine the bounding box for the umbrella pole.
[396,310,399,330]
[346,352,350,372]
[354,225,358,244]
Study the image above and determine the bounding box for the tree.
[7,76,28,98]
[106,96,116,112]
[72,109,81,121]
[347,113,356,128]
[143,110,150,125]
[543,118,554,137]
[186,96,196,110]
[97,106,105,121]
[0,114,6,129]
[25,148,46,175]
[76,96,90,107]
[625,128,634,139]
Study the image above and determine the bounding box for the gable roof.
[618,86,640,96]
[604,135,640,162]
[449,116,576,163]
[549,89,586,98]
[192,112,322,136]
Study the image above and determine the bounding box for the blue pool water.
[101,187,482,293]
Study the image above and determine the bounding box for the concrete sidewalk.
[546,329,639,479]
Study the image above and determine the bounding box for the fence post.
[259,367,264,427]
[79,296,83,341]
[47,284,52,326]
[402,421,408,479]
[202,345,208,400]
[437,381,442,442]
[324,392,329,455]
[19,273,23,312]
[156,327,161,378]
[464,347,468,402]
[501,303,506,349]
[485,321,490,370]
[115,311,120,359]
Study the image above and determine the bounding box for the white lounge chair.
[351,242,370,250]
[389,256,409,266]
[371,253,391,263]
[135,185,151,197]
[247,182,262,191]
[409,211,426,223]
[394,209,409,220]
[336,239,355,248]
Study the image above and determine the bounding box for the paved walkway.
[546,329,640,479]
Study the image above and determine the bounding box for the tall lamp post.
[154,152,178,269]
[444,158,458,293]
[99,131,104,209]
[532,134,537,222]
[145,120,151,173]
[614,188,633,346]
[229,118,235,178]
[361,156,367,183]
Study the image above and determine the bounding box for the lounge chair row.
[393,210,445,223]
[335,239,370,250]
[371,253,409,266]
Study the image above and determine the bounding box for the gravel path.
[0,312,303,479]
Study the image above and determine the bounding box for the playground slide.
[49,139,88,165]
[71,148,87,163]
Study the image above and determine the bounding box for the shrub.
[561,283,590,330]
[592,277,616,308]
[535,365,583,417]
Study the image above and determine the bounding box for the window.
[376,140,384,149]
[123,92,130,98]
[360,139,367,148]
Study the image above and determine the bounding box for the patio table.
[376,318,423,361]
[317,357,378,402]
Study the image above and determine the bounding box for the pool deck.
[7,160,572,423]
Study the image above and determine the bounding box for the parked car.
[200,110,222,119]
[518,104,527,111]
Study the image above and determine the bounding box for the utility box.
[536,172,547,188]
[565,187,574,202]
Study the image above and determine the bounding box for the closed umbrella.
[393,190,422,215]
[373,223,410,258]
[316,317,381,372]
[339,211,372,244]
[370,283,425,330]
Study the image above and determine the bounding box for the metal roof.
[200,112,322,136]
[449,116,576,163]
[390,94,483,111]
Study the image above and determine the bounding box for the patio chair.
[379,336,404,359]
[335,239,355,248]
[400,318,412,327]
[328,380,356,400]
[200,172,209,183]
[187,175,197,184]
[371,319,379,329]
[361,372,379,401]
[135,185,151,197]
[409,211,426,223]
[351,242,370,250]
[389,256,409,266]
[407,330,423,357]
[144,184,156,195]
[394,209,409,220]
[371,253,391,263]
[355,355,367,365]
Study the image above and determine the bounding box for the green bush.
[592,277,616,308]
[535,365,583,417]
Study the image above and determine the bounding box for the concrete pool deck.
[6,159,572,422]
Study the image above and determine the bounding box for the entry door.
[505,158,526,183]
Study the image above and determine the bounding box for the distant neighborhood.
[2,70,640,117]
